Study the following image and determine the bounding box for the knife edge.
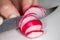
[0,16,22,33]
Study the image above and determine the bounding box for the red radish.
[18,6,46,38]
[24,6,46,18]
[22,20,42,34]
[18,15,43,38]
[19,18,43,38]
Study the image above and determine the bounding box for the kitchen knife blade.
[0,16,22,33]
[45,6,58,16]
[0,6,58,33]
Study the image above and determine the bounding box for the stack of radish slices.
[18,6,46,38]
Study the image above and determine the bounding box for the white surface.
[0,29,28,40]
[0,0,60,40]
[39,0,60,8]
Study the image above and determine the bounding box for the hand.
[0,0,38,25]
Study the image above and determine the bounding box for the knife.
[0,6,58,33]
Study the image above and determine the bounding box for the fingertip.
[9,14,20,18]
[0,16,4,25]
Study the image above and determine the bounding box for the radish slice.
[25,25,42,34]
[21,16,37,30]
[27,32,42,38]
[24,6,46,18]
[19,13,37,30]
[21,20,42,34]
[26,30,44,38]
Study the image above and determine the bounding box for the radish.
[18,6,46,38]
[24,6,46,18]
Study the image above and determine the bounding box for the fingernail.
[9,15,18,18]
[0,17,3,25]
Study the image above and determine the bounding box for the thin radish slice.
[26,30,44,38]
[25,25,42,34]
[21,16,37,30]
[22,20,42,34]
[24,6,46,18]
[18,13,38,30]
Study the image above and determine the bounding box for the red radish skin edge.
[26,30,44,38]
[24,6,46,16]
[18,6,45,38]
[18,13,39,30]
[22,20,42,34]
